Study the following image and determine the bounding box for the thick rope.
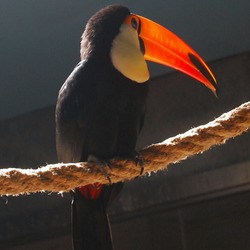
[0,101,250,195]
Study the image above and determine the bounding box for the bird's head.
[81,5,217,95]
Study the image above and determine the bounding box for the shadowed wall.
[0,52,250,249]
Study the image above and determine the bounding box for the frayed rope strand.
[1,101,250,195]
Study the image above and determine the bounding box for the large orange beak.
[125,14,217,96]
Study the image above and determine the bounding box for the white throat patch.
[111,24,149,83]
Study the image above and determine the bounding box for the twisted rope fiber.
[1,101,250,195]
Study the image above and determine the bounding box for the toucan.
[55,4,217,250]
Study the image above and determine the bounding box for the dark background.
[1,0,250,120]
[0,1,250,249]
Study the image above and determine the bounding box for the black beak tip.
[188,53,218,97]
[213,84,219,98]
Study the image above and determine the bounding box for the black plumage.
[56,5,148,250]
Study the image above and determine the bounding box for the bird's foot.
[87,155,112,184]
[130,151,144,175]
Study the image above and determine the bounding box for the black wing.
[55,61,88,163]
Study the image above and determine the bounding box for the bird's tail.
[72,183,123,250]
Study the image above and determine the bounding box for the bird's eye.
[131,18,138,29]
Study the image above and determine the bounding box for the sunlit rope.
[0,101,249,195]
